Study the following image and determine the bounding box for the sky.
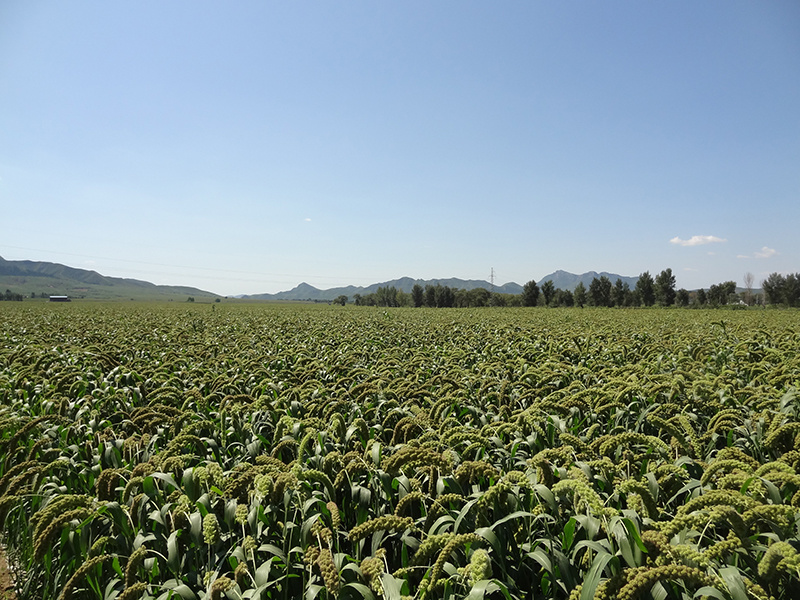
[1,1,799,295]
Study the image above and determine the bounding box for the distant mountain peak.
[538,270,637,291]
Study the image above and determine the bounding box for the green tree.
[488,293,507,307]
[554,288,574,307]
[424,285,436,308]
[433,284,455,308]
[786,274,800,307]
[588,276,612,307]
[574,282,587,308]
[375,286,398,307]
[333,295,348,306]
[541,280,555,306]
[676,288,690,307]
[521,280,540,307]
[411,284,424,308]
[655,268,676,306]
[635,272,655,306]
[467,287,491,307]
[762,272,785,305]
[707,281,737,306]
[396,290,411,307]
[612,279,625,307]
[695,288,707,306]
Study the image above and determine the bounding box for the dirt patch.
[0,547,16,600]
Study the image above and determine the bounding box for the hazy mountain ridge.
[241,271,637,301]
[0,256,219,300]
[241,277,524,301]
[538,270,639,291]
[1,256,640,302]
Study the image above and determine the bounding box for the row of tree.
[521,269,741,309]
[338,270,797,309]
[2,289,24,302]
[352,284,502,308]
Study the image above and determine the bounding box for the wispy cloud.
[670,235,727,247]
[304,218,312,222]
[755,246,777,259]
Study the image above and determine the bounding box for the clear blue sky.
[2,1,798,295]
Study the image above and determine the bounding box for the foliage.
[762,273,800,307]
[0,303,799,600]
[588,276,612,307]
[655,269,676,307]
[522,281,540,307]
[635,272,655,307]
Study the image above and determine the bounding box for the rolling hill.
[0,256,219,301]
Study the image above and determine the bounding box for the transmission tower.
[489,268,495,294]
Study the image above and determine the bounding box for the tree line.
[2,289,24,301]
[336,270,798,309]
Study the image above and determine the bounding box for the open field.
[1,303,799,600]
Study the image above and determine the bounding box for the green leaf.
[151,472,181,492]
[103,577,122,600]
[188,511,203,544]
[718,566,749,600]
[454,498,480,533]
[527,547,553,573]
[255,558,274,587]
[739,476,756,495]
[305,583,324,600]
[370,441,382,467]
[475,527,501,556]
[379,572,404,600]
[167,530,180,572]
[111,556,123,579]
[160,580,197,600]
[533,484,556,511]
[761,479,782,504]
[468,579,514,600]
[563,517,577,552]
[580,551,615,600]
[339,582,377,600]
[489,510,535,530]
[694,587,728,600]
[620,518,647,554]
[650,581,669,600]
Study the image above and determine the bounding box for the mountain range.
[0,256,219,301]
[240,271,640,301]
[0,256,639,302]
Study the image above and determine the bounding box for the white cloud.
[736,254,750,259]
[670,235,727,247]
[755,246,777,259]
[304,218,312,222]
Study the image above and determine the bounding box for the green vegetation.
[0,303,799,600]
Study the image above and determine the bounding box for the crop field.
[0,303,799,600]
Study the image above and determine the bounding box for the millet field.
[1,303,799,600]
